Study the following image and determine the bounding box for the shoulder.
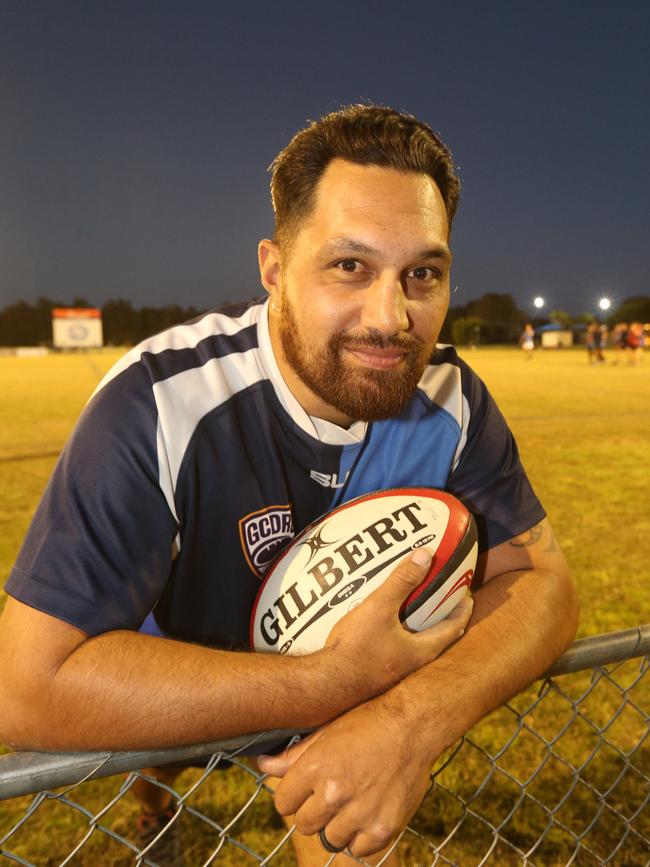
[93,297,266,397]
[420,344,485,388]
[415,344,491,421]
[70,296,268,474]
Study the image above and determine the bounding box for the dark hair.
[269,104,460,248]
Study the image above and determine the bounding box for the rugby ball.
[250,487,477,655]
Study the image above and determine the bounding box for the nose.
[360,277,410,336]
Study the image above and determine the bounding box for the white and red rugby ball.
[250,487,477,656]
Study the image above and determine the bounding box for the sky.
[1,0,648,317]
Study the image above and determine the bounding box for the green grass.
[0,350,124,611]
[2,346,648,630]
[459,347,650,633]
[0,345,648,865]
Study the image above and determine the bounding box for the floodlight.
[533,296,544,309]
[599,298,611,311]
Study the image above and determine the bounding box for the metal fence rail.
[1,626,649,866]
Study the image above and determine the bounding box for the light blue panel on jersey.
[335,395,461,506]
[139,611,167,637]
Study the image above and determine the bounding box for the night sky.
[1,1,648,316]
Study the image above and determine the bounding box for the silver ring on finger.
[318,828,347,853]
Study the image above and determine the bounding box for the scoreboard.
[52,308,103,349]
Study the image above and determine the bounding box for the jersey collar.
[256,300,367,446]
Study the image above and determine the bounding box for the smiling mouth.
[343,346,407,370]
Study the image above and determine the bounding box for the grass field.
[0,345,648,865]
[2,345,648,631]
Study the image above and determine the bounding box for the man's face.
[260,158,451,425]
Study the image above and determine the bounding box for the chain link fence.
[1,626,648,866]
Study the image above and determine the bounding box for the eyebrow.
[321,237,452,264]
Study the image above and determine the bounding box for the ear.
[258,239,282,299]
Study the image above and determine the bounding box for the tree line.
[440,293,650,345]
[0,293,648,347]
[0,297,201,347]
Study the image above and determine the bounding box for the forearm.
[2,629,352,752]
[1,550,463,752]
[379,566,579,760]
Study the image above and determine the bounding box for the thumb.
[257,750,294,777]
[368,547,434,609]
[257,730,320,776]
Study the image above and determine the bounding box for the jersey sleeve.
[447,360,545,550]
[4,361,179,635]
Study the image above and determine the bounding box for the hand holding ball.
[250,488,477,655]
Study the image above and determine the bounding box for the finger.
[414,593,474,651]
[316,818,357,855]
[347,826,398,859]
[439,592,474,633]
[317,809,398,858]
[257,727,326,776]
[272,766,318,817]
[257,752,290,777]
[364,547,434,610]
[257,748,305,777]
[292,784,347,836]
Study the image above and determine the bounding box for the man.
[520,323,535,358]
[0,105,578,865]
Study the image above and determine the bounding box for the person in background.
[519,323,535,359]
[627,322,645,365]
[586,322,605,365]
[612,322,629,365]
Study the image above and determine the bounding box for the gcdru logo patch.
[239,504,294,578]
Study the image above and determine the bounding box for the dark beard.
[279,301,433,422]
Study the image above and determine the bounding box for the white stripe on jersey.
[153,347,266,511]
[156,416,180,526]
[89,303,266,550]
[418,358,470,471]
[90,304,262,400]
[453,394,471,472]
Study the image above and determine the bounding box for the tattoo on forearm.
[509,523,558,553]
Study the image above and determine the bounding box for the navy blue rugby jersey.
[7,298,544,648]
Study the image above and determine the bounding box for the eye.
[336,259,360,273]
[408,266,440,281]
